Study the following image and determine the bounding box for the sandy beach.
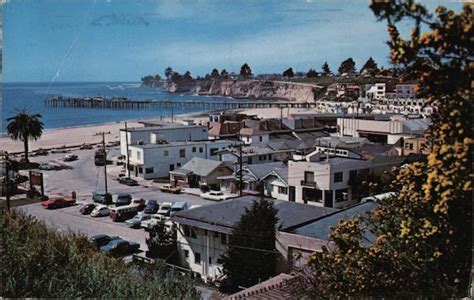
[1,107,316,154]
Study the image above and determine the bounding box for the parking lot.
[15,145,219,252]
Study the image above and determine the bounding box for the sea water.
[2,81,235,132]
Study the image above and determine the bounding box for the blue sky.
[3,0,462,82]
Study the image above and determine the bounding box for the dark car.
[88,234,120,249]
[92,191,112,205]
[79,203,97,215]
[144,200,159,214]
[114,193,132,207]
[100,239,140,256]
[118,177,139,186]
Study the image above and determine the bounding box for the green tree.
[220,199,279,293]
[146,219,177,259]
[1,209,197,298]
[360,57,379,75]
[306,69,318,78]
[164,67,173,80]
[211,68,220,78]
[6,109,44,163]
[282,67,294,78]
[221,69,229,79]
[321,61,331,75]
[154,74,162,81]
[338,57,357,74]
[303,2,472,298]
[240,63,253,79]
[184,70,193,81]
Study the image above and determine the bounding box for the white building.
[120,123,209,157]
[261,168,289,201]
[337,116,430,144]
[239,128,270,145]
[170,196,336,282]
[127,140,237,179]
[364,83,386,100]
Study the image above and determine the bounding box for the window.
[138,167,143,174]
[278,186,288,195]
[210,148,218,156]
[145,167,154,174]
[199,147,203,153]
[304,171,314,183]
[303,188,323,202]
[259,136,263,142]
[217,258,224,264]
[183,225,196,238]
[192,147,196,153]
[164,150,169,157]
[209,257,212,265]
[177,163,181,168]
[221,233,228,244]
[334,172,343,183]
[179,149,186,158]
[349,170,357,181]
[136,151,141,160]
[214,231,219,238]
[169,164,174,171]
[184,250,189,258]
[194,252,201,264]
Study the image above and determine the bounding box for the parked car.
[157,202,173,217]
[92,191,112,205]
[41,197,76,209]
[64,154,79,161]
[126,214,152,228]
[100,239,140,256]
[31,148,48,156]
[170,202,188,215]
[131,198,146,211]
[144,200,159,214]
[51,148,69,154]
[91,205,110,217]
[200,191,232,201]
[39,163,57,171]
[159,184,182,194]
[113,193,132,206]
[80,143,93,150]
[79,203,97,215]
[141,214,164,230]
[118,177,139,186]
[89,234,120,249]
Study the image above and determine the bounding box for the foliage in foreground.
[0,209,198,299]
[220,199,279,293]
[302,1,472,298]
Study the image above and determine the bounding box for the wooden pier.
[44,96,316,110]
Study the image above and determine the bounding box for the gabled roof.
[171,196,337,234]
[170,157,228,177]
[245,161,286,180]
[225,273,295,300]
[261,167,289,185]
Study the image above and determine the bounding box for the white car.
[200,191,232,201]
[157,202,173,217]
[91,205,110,217]
[141,214,164,230]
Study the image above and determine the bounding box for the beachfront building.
[127,140,237,179]
[239,128,270,145]
[337,115,430,145]
[119,122,209,157]
[170,196,336,282]
[169,157,233,189]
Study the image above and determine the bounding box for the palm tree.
[6,109,44,162]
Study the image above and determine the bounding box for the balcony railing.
[300,180,317,187]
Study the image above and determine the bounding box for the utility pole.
[4,154,10,211]
[124,122,130,178]
[239,143,243,196]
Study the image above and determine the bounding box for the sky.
[2,0,463,82]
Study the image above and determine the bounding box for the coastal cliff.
[165,80,317,102]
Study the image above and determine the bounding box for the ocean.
[2,82,234,132]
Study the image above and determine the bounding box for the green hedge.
[0,209,198,298]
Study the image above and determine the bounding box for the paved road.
[17,146,217,251]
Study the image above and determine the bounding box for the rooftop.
[171,196,337,234]
[170,157,229,177]
[130,139,238,149]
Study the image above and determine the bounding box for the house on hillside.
[169,157,233,189]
